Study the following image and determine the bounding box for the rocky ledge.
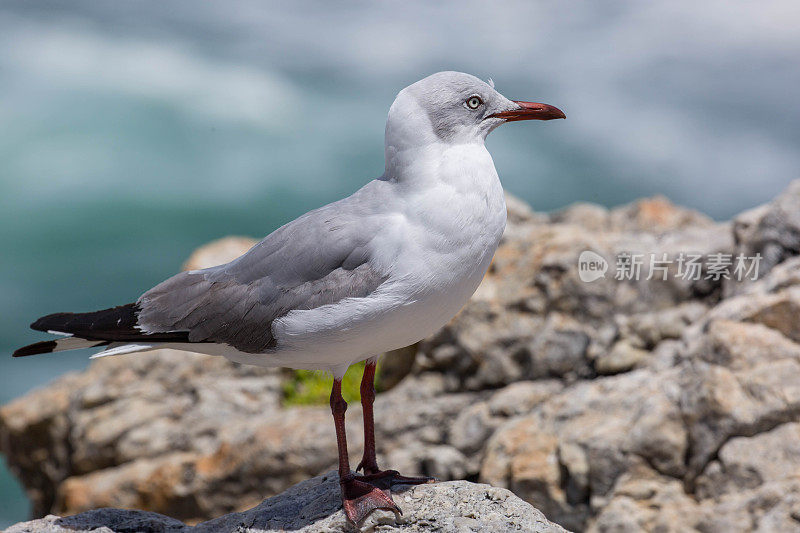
[5,472,566,533]
[5,182,800,532]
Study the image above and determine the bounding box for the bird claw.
[340,477,401,525]
[357,469,436,488]
[355,458,372,474]
[340,470,436,524]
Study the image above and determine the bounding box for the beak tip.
[494,101,566,122]
[541,104,566,121]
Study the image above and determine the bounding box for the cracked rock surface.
[5,472,567,533]
[5,183,800,531]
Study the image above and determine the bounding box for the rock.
[0,350,285,520]
[8,182,800,532]
[697,480,800,533]
[377,343,419,390]
[480,369,686,532]
[695,422,800,500]
[594,340,649,375]
[6,509,188,533]
[731,180,800,278]
[588,464,704,533]
[591,425,800,533]
[5,472,569,533]
[607,195,714,233]
[679,317,800,478]
[450,402,499,455]
[742,287,800,343]
[478,240,800,530]
[522,315,593,380]
[549,203,609,230]
[615,302,708,349]
[486,380,563,418]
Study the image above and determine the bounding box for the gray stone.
[487,380,563,417]
[731,180,800,278]
[695,422,800,500]
[5,472,569,533]
[549,202,610,230]
[450,403,498,455]
[594,340,649,375]
[608,195,715,233]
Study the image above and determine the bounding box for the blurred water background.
[0,0,798,526]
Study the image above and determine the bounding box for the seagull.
[13,71,564,524]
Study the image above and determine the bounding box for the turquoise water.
[1,0,798,526]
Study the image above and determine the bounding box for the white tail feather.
[47,330,73,337]
[91,344,153,359]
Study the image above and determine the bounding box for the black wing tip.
[25,303,189,344]
[13,340,58,357]
[30,313,69,332]
[29,303,140,334]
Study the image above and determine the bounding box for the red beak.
[490,101,566,121]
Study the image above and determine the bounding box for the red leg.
[357,358,380,475]
[355,359,436,487]
[330,378,399,524]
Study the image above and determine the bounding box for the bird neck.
[383,141,499,196]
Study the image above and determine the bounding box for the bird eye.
[466,96,482,109]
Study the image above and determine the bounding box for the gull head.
[385,71,565,152]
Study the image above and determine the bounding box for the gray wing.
[136,184,390,353]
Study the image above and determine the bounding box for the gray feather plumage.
[137,183,390,353]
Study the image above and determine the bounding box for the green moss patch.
[282,361,382,406]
